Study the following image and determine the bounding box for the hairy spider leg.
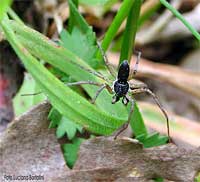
[66,81,113,104]
[21,81,105,97]
[91,84,107,104]
[129,50,142,79]
[97,41,117,78]
[68,59,110,82]
[133,50,142,75]
[66,81,103,87]
[130,87,170,141]
[21,92,42,96]
[113,95,135,139]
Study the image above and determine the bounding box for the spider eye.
[117,60,130,81]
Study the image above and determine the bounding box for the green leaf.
[136,132,168,148]
[49,108,82,140]
[5,19,152,144]
[132,103,168,148]
[8,20,128,128]
[2,15,169,149]
[130,103,147,136]
[0,0,12,21]
[68,0,91,34]
[67,0,100,67]
[49,66,70,82]
[143,133,168,148]
[1,18,123,136]
[13,73,46,116]
[57,117,82,139]
[154,177,164,182]
[135,133,146,143]
[48,108,62,128]
[195,173,200,182]
[1,13,168,148]
[63,138,85,168]
[60,27,98,67]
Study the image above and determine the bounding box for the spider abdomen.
[113,80,129,97]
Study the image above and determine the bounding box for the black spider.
[112,60,130,105]
[67,43,170,140]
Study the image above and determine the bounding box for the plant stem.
[119,0,142,64]
[97,0,135,61]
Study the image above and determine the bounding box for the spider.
[66,43,170,141]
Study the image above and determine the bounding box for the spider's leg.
[21,92,42,96]
[97,41,117,78]
[130,50,141,78]
[134,50,141,75]
[67,81,103,103]
[130,87,170,141]
[67,81,113,104]
[122,96,129,106]
[113,95,135,139]
[92,83,114,104]
[66,81,103,87]
[68,59,110,82]
[91,84,107,104]
[23,81,103,96]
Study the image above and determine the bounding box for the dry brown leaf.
[73,137,200,182]
[50,137,200,181]
[0,102,69,181]
[1,102,199,181]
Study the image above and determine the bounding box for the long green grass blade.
[0,18,122,135]
[9,20,128,121]
[119,0,142,64]
[3,19,149,139]
[97,0,135,61]
[130,103,147,136]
